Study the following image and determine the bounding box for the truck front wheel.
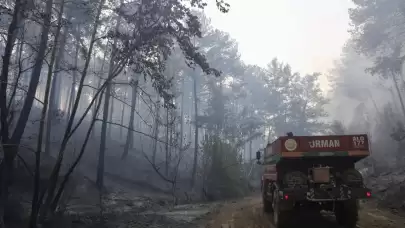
[335,200,358,228]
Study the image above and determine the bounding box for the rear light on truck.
[284,194,289,200]
[366,192,371,197]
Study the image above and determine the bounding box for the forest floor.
[201,196,405,228]
[66,195,405,228]
[11,191,405,228]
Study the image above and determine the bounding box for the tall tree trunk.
[66,29,80,122]
[29,10,63,223]
[7,33,24,115]
[249,140,252,162]
[392,72,405,117]
[191,73,198,188]
[108,84,115,139]
[0,0,26,145]
[189,98,193,144]
[91,52,107,138]
[169,110,173,167]
[39,0,106,221]
[5,36,24,135]
[388,87,401,114]
[97,52,117,189]
[45,25,67,156]
[119,89,127,138]
[63,87,69,112]
[165,107,169,176]
[152,98,160,164]
[1,0,55,225]
[179,79,185,148]
[50,94,103,211]
[121,75,139,159]
[97,78,111,188]
[97,0,123,185]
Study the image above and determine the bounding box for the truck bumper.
[280,188,307,201]
[280,186,372,202]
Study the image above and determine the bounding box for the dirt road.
[202,196,405,228]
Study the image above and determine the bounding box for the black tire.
[335,200,358,228]
[341,169,363,187]
[262,180,273,213]
[273,190,289,228]
[263,199,273,213]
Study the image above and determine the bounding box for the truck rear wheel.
[263,198,273,213]
[335,200,358,228]
[272,190,288,228]
[262,180,273,213]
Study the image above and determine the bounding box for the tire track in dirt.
[202,197,405,228]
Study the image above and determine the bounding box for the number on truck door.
[352,136,365,148]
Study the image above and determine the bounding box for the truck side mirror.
[256,150,261,160]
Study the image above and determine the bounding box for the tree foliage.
[201,135,248,200]
[326,0,405,172]
[246,59,329,139]
[349,0,405,58]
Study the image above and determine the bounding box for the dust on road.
[202,196,405,228]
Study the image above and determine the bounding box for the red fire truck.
[256,134,372,228]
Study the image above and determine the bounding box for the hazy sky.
[205,0,354,88]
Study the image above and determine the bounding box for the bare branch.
[82,84,153,128]
[16,153,34,177]
[94,119,179,147]
[140,151,174,184]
